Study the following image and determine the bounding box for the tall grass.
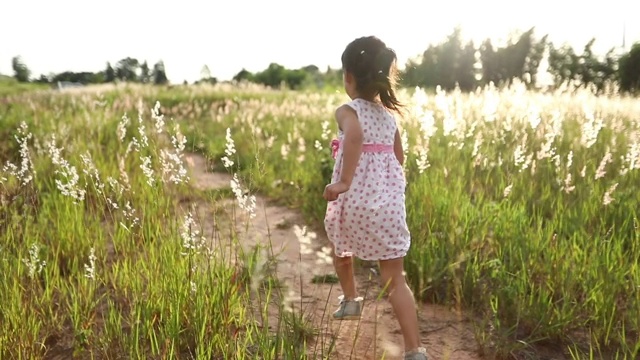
[163,82,639,358]
[0,91,319,359]
[2,81,639,359]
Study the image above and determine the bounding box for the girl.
[323,36,428,360]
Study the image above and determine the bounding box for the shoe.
[404,347,428,360]
[332,295,363,320]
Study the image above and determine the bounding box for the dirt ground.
[184,153,482,360]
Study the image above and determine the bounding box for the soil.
[184,152,483,360]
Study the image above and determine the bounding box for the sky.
[1,0,639,84]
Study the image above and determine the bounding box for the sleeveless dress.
[324,98,411,261]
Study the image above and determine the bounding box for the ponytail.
[372,48,403,113]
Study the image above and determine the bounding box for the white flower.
[230,174,256,219]
[221,128,236,169]
[140,156,155,187]
[602,183,618,206]
[84,247,96,280]
[47,136,86,203]
[181,212,205,255]
[152,101,165,134]
[117,114,130,143]
[503,184,513,198]
[595,149,612,180]
[22,243,45,279]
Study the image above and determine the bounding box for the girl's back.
[347,98,396,146]
[326,98,409,261]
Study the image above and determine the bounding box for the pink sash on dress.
[331,139,393,159]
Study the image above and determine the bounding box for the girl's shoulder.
[341,98,379,115]
[335,102,358,117]
[342,99,362,113]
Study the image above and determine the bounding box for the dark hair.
[341,36,404,113]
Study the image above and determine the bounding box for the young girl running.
[323,36,428,360]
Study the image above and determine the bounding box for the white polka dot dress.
[324,98,411,261]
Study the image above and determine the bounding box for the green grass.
[0,89,322,359]
[158,82,639,359]
[0,75,49,97]
[1,81,639,359]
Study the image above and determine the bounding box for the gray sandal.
[332,295,363,320]
[404,347,428,360]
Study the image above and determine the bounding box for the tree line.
[233,28,639,94]
[402,27,639,94]
[10,57,169,86]
[7,27,640,94]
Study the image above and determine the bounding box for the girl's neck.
[352,92,379,104]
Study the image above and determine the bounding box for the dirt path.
[184,152,482,360]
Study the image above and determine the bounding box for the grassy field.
[0,83,319,360]
[0,75,50,97]
[1,82,640,359]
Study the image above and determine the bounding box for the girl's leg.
[378,257,421,352]
[332,244,357,299]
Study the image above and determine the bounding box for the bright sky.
[1,0,638,84]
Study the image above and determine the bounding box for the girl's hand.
[323,181,350,201]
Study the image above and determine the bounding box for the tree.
[152,60,168,85]
[597,49,618,91]
[254,63,287,87]
[578,39,598,87]
[52,71,102,84]
[201,65,211,80]
[543,39,618,92]
[573,39,617,93]
[198,65,217,85]
[12,56,30,82]
[619,43,640,93]
[548,43,580,87]
[402,46,441,89]
[34,74,50,84]
[284,69,307,89]
[299,65,324,88]
[233,68,254,82]
[51,71,99,84]
[115,57,139,82]
[479,39,499,85]
[478,28,539,87]
[250,63,310,89]
[457,41,478,91]
[506,28,534,84]
[139,61,151,83]
[400,28,477,91]
[105,62,116,82]
[231,65,337,89]
[524,34,549,87]
[302,65,319,73]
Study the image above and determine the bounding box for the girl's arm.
[336,105,363,187]
[394,128,404,166]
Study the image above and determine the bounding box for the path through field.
[184,152,481,360]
